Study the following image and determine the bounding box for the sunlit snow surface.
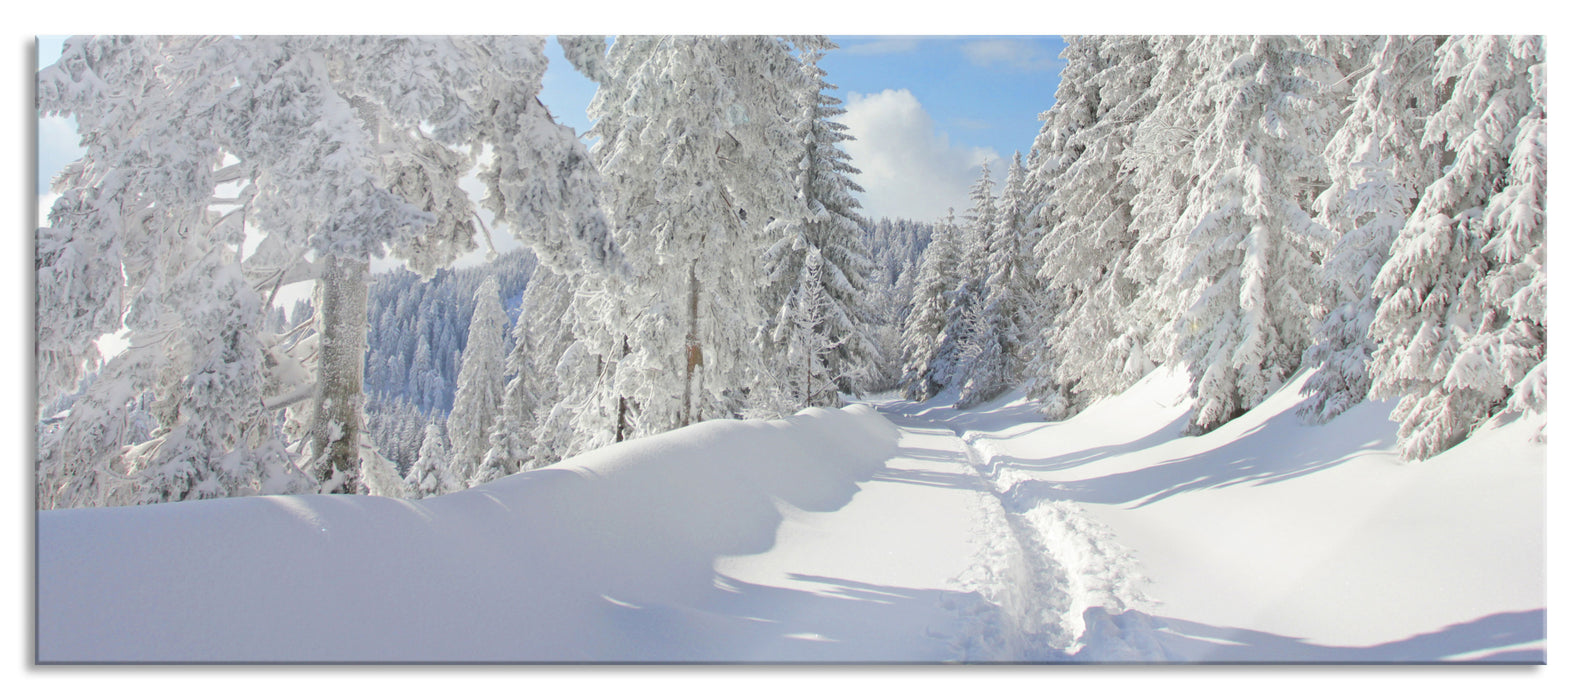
[37,369,1544,663]
[916,368,1545,662]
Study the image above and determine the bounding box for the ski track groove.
[882,404,1164,662]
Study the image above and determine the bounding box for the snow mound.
[964,365,1546,663]
[37,405,898,662]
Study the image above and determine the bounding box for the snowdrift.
[955,368,1546,663]
[37,405,898,662]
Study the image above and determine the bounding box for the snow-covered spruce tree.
[526,267,624,467]
[959,152,1036,408]
[1298,36,1444,424]
[37,37,616,504]
[127,252,310,503]
[941,163,998,397]
[568,35,810,439]
[857,217,932,393]
[469,422,516,489]
[1023,35,1107,417]
[774,250,841,407]
[1298,141,1414,424]
[1169,36,1342,435]
[482,268,563,472]
[405,423,455,498]
[1028,35,1160,419]
[864,256,914,393]
[37,36,323,506]
[762,45,877,409]
[1369,35,1546,459]
[1113,35,1227,372]
[898,210,963,401]
[446,276,509,487]
[556,35,607,83]
[468,266,573,479]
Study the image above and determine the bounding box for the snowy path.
[715,401,1147,661]
[37,376,1544,663]
[868,397,1154,661]
[940,370,1547,663]
[710,415,998,661]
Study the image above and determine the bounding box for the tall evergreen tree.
[899,211,962,401]
[941,163,998,397]
[1029,35,1159,418]
[858,217,934,393]
[446,276,508,487]
[36,36,616,505]
[1369,35,1546,459]
[1117,35,1226,371]
[959,152,1036,407]
[762,45,877,408]
[1297,36,1442,424]
[565,35,811,441]
[1169,36,1341,434]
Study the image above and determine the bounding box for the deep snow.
[901,368,1546,662]
[36,368,1545,663]
[39,405,902,662]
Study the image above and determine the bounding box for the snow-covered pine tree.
[556,35,607,83]
[1169,36,1341,434]
[1298,141,1413,423]
[762,45,877,409]
[404,422,455,498]
[941,163,998,397]
[1369,35,1546,459]
[37,36,326,506]
[774,251,834,408]
[1481,50,1547,441]
[127,251,310,503]
[959,152,1036,407]
[481,270,557,472]
[1023,35,1107,418]
[469,267,571,480]
[469,422,516,489]
[858,217,933,392]
[864,257,913,393]
[1298,35,1443,424]
[569,35,810,439]
[446,276,509,487]
[1029,35,1159,419]
[37,36,617,504]
[899,210,963,401]
[1116,35,1226,371]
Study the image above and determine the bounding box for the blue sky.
[530,35,1066,221]
[826,36,1066,167]
[823,36,1066,220]
[38,35,1068,224]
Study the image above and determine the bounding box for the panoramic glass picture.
[34,35,1545,663]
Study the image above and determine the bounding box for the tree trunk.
[615,335,631,442]
[682,262,703,427]
[308,253,370,494]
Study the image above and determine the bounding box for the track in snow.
[873,399,1158,661]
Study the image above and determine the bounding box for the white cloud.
[841,89,1002,222]
[38,193,57,228]
[961,39,1064,73]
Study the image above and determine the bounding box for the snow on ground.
[36,367,1545,663]
[39,405,904,662]
[924,367,1546,662]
